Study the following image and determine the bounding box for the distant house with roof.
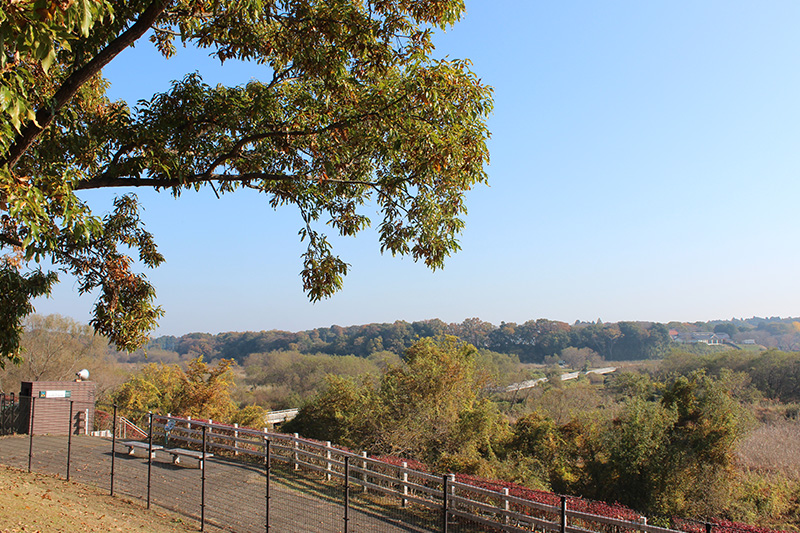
[670,331,724,345]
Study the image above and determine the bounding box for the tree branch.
[75,172,379,190]
[1,0,170,169]
[0,233,22,248]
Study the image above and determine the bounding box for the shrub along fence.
[0,398,756,533]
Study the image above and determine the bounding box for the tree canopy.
[110,356,239,422]
[0,0,493,359]
[285,336,508,473]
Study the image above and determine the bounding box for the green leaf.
[41,46,56,73]
[80,0,93,35]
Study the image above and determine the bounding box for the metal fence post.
[201,424,207,532]
[2,393,10,435]
[265,437,271,533]
[147,413,153,509]
[111,405,117,496]
[66,401,74,481]
[560,495,567,533]
[442,474,449,533]
[448,474,456,525]
[344,456,350,533]
[27,396,35,473]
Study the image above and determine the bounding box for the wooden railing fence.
[150,415,682,533]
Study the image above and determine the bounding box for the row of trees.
[144,316,800,365]
[145,318,672,363]
[660,348,800,403]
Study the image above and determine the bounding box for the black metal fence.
[0,401,468,532]
[0,399,757,533]
[0,392,19,435]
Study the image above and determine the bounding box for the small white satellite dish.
[76,369,90,381]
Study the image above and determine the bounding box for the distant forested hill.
[138,316,800,364]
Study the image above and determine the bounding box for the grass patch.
[0,464,199,532]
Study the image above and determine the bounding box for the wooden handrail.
[117,416,147,440]
[149,414,675,533]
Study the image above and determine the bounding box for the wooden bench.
[119,440,163,459]
[164,448,213,469]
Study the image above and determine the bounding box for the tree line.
[145,318,671,363]
[141,316,800,364]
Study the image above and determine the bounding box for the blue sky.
[35,1,800,335]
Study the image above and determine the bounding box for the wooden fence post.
[325,441,332,481]
[293,433,300,470]
[361,451,368,492]
[402,461,409,507]
[503,488,510,524]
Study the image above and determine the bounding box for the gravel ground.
[0,435,440,533]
